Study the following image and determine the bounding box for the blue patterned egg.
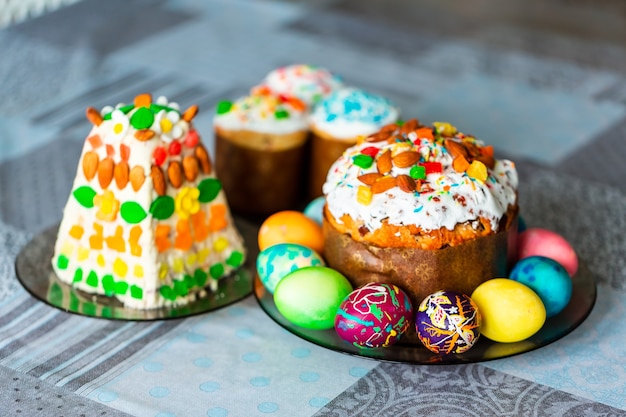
[303,196,326,225]
[416,290,481,354]
[510,255,572,318]
[256,243,325,294]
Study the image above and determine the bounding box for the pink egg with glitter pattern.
[517,228,578,276]
[335,283,413,348]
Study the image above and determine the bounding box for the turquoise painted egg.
[256,243,325,294]
[303,196,326,225]
[510,255,572,318]
[274,267,353,330]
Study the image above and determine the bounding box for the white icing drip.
[310,88,399,139]
[323,137,518,233]
[213,94,308,134]
[261,64,343,105]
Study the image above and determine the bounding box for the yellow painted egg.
[258,210,324,254]
[471,278,546,343]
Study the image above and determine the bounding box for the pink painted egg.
[335,283,413,348]
[517,228,578,276]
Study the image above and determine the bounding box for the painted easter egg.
[416,290,481,354]
[335,283,413,348]
[256,243,325,294]
[274,266,352,330]
[510,256,572,318]
[518,228,578,276]
[303,196,326,225]
[471,279,546,343]
[258,210,324,254]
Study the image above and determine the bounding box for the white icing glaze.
[213,94,308,135]
[310,88,399,140]
[323,131,518,233]
[261,64,343,105]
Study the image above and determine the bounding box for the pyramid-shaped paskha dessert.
[52,94,246,309]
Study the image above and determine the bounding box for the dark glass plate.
[14,217,260,321]
[254,262,597,364]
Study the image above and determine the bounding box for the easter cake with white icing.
[52,94,246,309]
[322,119,519,307]
[308,87,399,198]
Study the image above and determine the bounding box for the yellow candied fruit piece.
[69,225,84,240]
[186,253,198,267]
[391,142,412,156]
[133,265,144,278]
[97,254,106,267]
[172,258,185,274]
[77,247,90,261]
[213,237,229,252]
[433,122,457,136]
[159,263,168,280]
[356,185,373,206]
[61,241,75,256]
[113,258,128,277]
[466,160,488,183]
[197,248,210,264]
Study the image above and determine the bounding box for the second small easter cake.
[308,87,399,198]
[322,119,519,307]
[214,91,310,215]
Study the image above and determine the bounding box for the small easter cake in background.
[214,91,310,215]
[308,87,399,198]
[322,119,519,307]
[257,64,343,107]
[52,94,246,310]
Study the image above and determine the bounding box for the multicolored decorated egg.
[510,256,572,318]
[274,266,352,330]
[335,283,413,348]
[518,228,578,276]
[416,290,481,354]
[471,279,546,343]
[256,243,325,294]
[258,210,325,254]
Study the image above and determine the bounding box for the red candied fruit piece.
[420,161,442,174]
[153,146,167,166]
[361,146,379,158]
[106,144,115,157]
[120,144,130,161]
[184,130,200,147]
[168,140,182,156]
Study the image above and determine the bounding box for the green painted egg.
[273,266,353,330]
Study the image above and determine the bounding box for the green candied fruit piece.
[86,271,98,287]
[198,178,222,203]
[57,255,69,270]
[73,268,83,283]
[102,275,115,295]
[184,274,195,289]
[70,292,80,311]
[410,165,426,180]
[130,106,154,130]
[150,196,175,220]
[209,263,225,280]
[130,285,143,300]
[216,101,233,115]
[352,155,374,169]
[114,281,129,295]
[226,251,244,268]
[159,285,176,301]
[121,201,147,224]
[194,269,208,288]
[274,109,289,119]
[73,186,97,208]
[174,279,189,297]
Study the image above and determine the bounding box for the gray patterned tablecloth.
[1,1,626,416]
